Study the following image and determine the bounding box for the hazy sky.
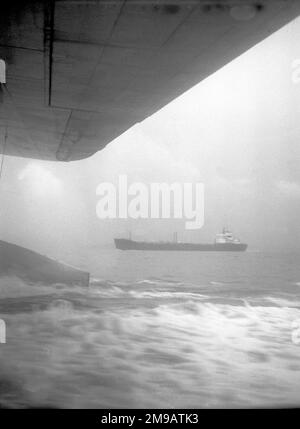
[1,16,300,256]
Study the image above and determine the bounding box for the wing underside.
[0,0,299,161]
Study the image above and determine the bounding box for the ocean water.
[0,249,300,408]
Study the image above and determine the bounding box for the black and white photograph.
[0,0,300,415]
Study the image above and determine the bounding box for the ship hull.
[114,239,247,252]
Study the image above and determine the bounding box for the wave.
[210,281,226,286]
[1,293,300,408]
[1,270,300,408]
[129,290,208,300]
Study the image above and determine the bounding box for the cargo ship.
[114,229,247,252]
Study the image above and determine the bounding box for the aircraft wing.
[0,0,299,161]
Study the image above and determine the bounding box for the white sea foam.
[1,251,300,408]
[1,276,300,408]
